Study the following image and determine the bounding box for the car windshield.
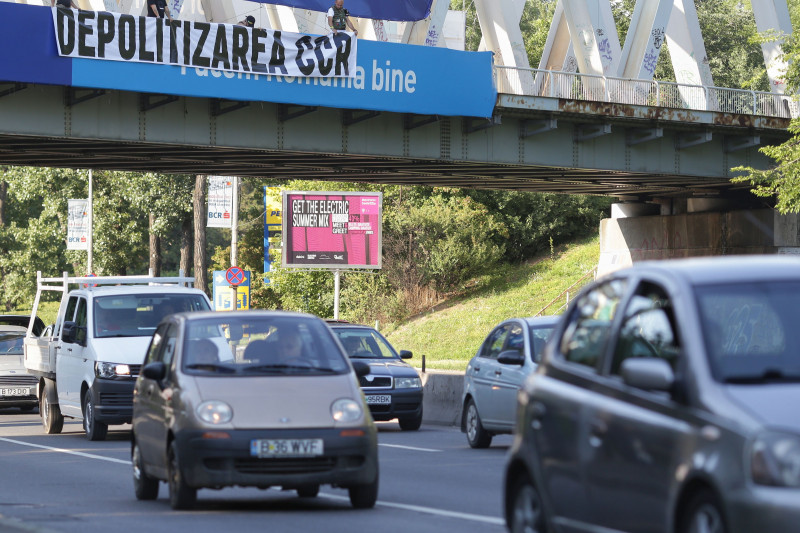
[529,325,554,362]
[332,328,399,359]
[696,281,800,383]
[94,294,210,338]
[0,332,25,355]
[182,316,350,376]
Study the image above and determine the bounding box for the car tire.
[132,440,159,501]
[40,387,63,435]
[679,490,727,533]
[296,485,320,498]
[508,474,547,533]
[83,392,108,441]
[398,406,423,431]
[348,471,379,509]
[168,442,197,510]
[465,399,492,448]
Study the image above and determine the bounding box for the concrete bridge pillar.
[598,206,800,276]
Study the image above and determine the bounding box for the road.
[0,408,512,533]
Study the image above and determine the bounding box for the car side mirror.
[498,349,525,366]
[621,358,674,391]
[399,350,413,360]
[142,361,167,382]
[61,320,78,344]
[351,361,370,378]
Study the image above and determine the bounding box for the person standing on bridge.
[147,0,173,22]
[51,0,79,8]
[327,0,358,37]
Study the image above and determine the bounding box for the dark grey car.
[328,323,423,431]
[505,256,800,533]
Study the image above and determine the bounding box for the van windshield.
[94,294,209,338]
[696,281,800,383]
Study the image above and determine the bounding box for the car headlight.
[95,361,131,378]
[751,431,800,487]
[196,400,233,424]
[331,398,362,423]
[394,377,422,389]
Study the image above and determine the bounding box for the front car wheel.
[508,474,546,533]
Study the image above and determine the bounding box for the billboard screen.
[282,191,382,269]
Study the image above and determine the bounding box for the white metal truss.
[752,0,792,94]
[16,0,794,97]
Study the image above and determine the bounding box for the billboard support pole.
[231,176,238,267]
[333,270,341,320]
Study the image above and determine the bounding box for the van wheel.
[348,471,378,509]
[41,384,63,434]
[296,484,320,498]
[168,442,197,510]
[83,393,108,441]
[679,490,727,533]
[465,399,492,448]
[132,440,159,500]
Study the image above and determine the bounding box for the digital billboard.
[282,191,382,269]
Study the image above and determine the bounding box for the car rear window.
[696,281,800,383]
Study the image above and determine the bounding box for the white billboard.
[67,199,89,250]
[207,176,234,228]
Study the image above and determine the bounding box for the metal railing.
[534,266,597,317]
[495,66,798,119]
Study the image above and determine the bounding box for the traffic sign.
[225,266,245,286]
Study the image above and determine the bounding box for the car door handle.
[494,370,502,376]
[530,401,546,430]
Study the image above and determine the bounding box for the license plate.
[365,395,391,405]
[0,388,33,397]
[250,438,324,458]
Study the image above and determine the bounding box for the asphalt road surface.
[0,407,512,533]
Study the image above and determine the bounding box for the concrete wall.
[419,369,465,426]
[599,208,800,276]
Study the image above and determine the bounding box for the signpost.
[213,269,250,311]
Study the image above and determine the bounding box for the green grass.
[385,235,600,371]
[13,300,61,326]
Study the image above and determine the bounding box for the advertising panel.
[207,176,233,228]
[282,191,381,269]
[67,199,89,250]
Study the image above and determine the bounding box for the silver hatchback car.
[131,311,378,510]
[461,316,558,448]
[505,256,800,533]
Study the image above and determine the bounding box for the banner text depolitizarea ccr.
[52,8,356,78]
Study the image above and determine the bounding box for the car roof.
[618,255,800,286]
[0,314,45,336]
[520,315,561,328]
[173,310,322,322]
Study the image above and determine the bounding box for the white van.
[24,273,211,440]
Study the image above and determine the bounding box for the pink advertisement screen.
[282,192,382,269]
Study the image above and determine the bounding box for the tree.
[730,2,800,211]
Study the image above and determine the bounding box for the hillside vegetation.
[385,235,600,371]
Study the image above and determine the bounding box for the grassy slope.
[385,235,600,371]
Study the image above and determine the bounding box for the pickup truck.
[24,272,212,440]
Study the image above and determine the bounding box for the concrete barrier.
[418,369,465,427]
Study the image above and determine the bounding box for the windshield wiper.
[185,363,236,373]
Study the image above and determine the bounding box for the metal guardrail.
[495,66,799,119]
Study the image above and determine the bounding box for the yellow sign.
[265,187,282,226]
[215,285,250,311]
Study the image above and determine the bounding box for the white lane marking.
[0,437,499,525]
[0,437,130,465]
[378,443,442,452]
[321,493,504,526]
